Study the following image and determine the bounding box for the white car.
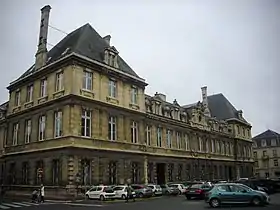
[85,185,115,201]
[147,184,163,196]
[168,184,187,194]
[113,185,136,199]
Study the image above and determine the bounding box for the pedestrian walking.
[31,189,39,203]
[40,184,45,203]
[125,184,135,203]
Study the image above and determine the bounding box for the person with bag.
[125,184,135,203]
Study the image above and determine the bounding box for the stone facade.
[0,5,254,190]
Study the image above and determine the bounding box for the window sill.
[53,89,65,99]
[24,101,34,108]
[38,96,48,104]
[106,96,119,104]
[12,105,21,113]
[80,89,95,98]
[129,103,140,110]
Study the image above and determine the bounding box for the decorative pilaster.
[92,157,99,185]
[67,156,74,186]
[153,161,157,184]
[143,156,148,184]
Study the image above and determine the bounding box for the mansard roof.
[16,23,140,81]
[252,129,280,140]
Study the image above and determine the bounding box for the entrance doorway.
[229,166,233,181]
[156,163,166,185]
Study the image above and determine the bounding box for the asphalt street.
[3,194,280,210]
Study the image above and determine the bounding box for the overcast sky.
[0,0,279,136]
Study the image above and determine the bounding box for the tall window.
[199,137,202,151]
[178,164,183,181]
[108,116,117,141]
[12,123,19,145]
[131,121,138,143]
[216,140,220,153]
[131,162,139,184]
[166,129,172,148]
[54,111,63,137]
[185,134,190,150]
[145,125,151,145]
[24,119,32,143]
[211,139,215,153]
[157,127,162,147]
[26,85,33,102]
[38,115,46,140]
[108,79,117,98]
[40,79,47,97]
[261,139,267,147]
[52,159,60,185]
[55,72,63,91]
[15,90,20,106]
[108,161,117,185]
[81,109,91,137]
[205,139,209,152]
[22,162,29,184]
[130,87,138,104]
[168,163,173,182]
[176,132,181,149]
[82,70,93,90]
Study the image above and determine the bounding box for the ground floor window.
[168,163,174,182]
[148,163,153,183]
[178,164,182,181]
[35,160,44,185]
[131,162,139,184]
[52,159,61,185]
[22,162,29,185]
[9,163,16,185]
[108,161,117,185]
[81,159,91,185]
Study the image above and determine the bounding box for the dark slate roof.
[17,23,140,80]
[0,102,8,111]
[183,93,248,123]
[252,129,280,140]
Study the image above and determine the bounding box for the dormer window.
[104,47,119,68]
[261,139,267,147]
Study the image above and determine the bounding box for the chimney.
[201,86,211,117]
[103,35,111,46]
[35,5,51,70]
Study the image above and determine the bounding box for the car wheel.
[100,195,105,201]
[121,194,126,200]
[179,191,182,195]
[139,193,144,198]
[251,196,262,206]
[210,198,220,208]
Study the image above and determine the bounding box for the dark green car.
[205,183,270,208]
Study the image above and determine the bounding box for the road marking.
[21,202,39,205]
[1,203,21,208]
[0,204,10,209]
[12,202,31,206]
[68,203,103,207]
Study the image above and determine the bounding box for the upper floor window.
[38,115,46,140]
[211,139,215,153]
[26,85,33,102]
[108,79,117,98]
[24,119,31,144]
[83,70,93,90]
[166,129,172,148]
[55,72,64,91]
[263,150,267,156]
[273,149,277,157]
[205,139,209,153]
[81,109,91,137]
[15,90,21,106]
[40,78,47,97]
[108,116,117,141]
[54,111,63,138]
[271,139,277,146]
[198,137,203,151]
[130,87,138,104]
[12,123,19,146]
[221,142,225,154]
[131,121,138,143]
[216,140,220,153]
[145,125,151,146]
[261,139,267,147]
[253,151,257,159]
[157,127,162,147]
[176,132,181,149]
[185,134,190,150]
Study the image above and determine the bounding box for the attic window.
[104,49,118,68]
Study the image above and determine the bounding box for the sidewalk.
[4,191,85,202]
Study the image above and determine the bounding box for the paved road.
[3,194,280,210]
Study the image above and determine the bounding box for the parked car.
[147,184,163,196]
[160,184,180,195]
[168,183,186,194]
[205,183,270,208]
[85,186,115,201]
[112,185,136,199]
[185,183,212,200]
[236,180,269,194]
[130,184,153,198]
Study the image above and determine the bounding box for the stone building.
[0,5,253,189]
[253,129,280,178]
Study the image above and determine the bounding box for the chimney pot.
[41,5,51,12]
[103,35,111,45]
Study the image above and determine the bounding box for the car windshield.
[190,184,202,188]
